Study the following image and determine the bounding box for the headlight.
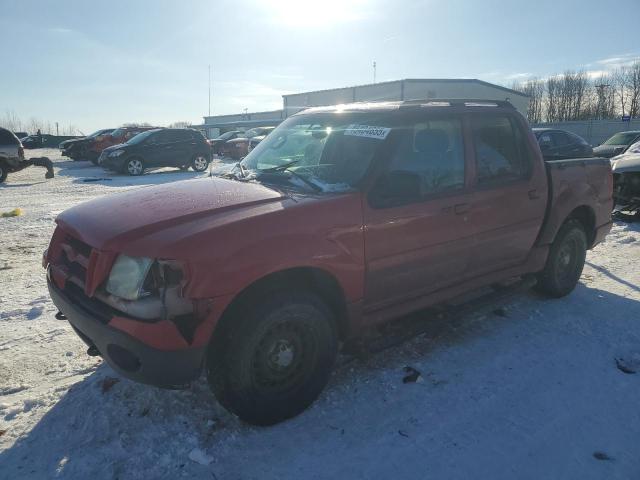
[105,255,153,300]
[109,149,125,157]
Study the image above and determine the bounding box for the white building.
[199,78,529,137]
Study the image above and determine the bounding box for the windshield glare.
[239,113,391,193]
[126,129,159,145]
[604,132,639,145]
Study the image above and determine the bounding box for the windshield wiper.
[258,160,301,173]
[257,161,322,192]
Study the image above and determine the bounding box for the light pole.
[208,65,211,117]
[373,61,377,84]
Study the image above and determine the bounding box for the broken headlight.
[105,255,154,300]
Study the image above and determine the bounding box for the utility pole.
[208,64,211,117]
[55,122,59,135]
[373,61,377,84]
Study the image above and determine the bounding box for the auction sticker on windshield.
[344,125,391,140]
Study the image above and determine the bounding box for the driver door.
[362,113,474,313]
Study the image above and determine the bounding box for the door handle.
[528,189,540,200]
[454,203,469,215]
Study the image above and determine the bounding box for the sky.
[1,0,639,133]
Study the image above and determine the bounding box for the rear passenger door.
[466,113,547,275]
[363,113,475,311]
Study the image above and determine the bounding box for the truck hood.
[593,144,625,158]
[612,153,640,173]
[56,177,285,252]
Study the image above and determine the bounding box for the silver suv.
[0,127,54,183]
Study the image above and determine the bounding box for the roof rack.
[400,99,515,109]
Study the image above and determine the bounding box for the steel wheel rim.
[557,237,578,283]
[193,156,208,171]
[251,320,316,392]
[128,159,142,175]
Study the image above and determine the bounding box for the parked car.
[593,131,640,158]
[60,128,115,161]
[209,130,242,156]
[0,127,54,183]
[45,100,612,426]
[220,126,276,160]
[611,140,640,209]
[247,126,277,153]
[21,133,81,149]
[533,128,593,160]
[99,128,211,175]
[87,126,158,164]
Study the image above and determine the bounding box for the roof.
[283,78,529,99]
[296,99,517,115]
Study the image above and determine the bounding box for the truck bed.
[538,157,613,247]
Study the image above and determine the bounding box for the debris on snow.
[402,366,423,383]
[101,377,120,393]
[1,208,23,218]
[188,448,213,466]
[593,451,614,461]
[615,354,640,374]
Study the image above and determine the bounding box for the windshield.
[88,129,111,138]
[239,112,392,192]
[625,140,640,154]
[216,131,238,141]
[604,132,640,145]
[126,129,160,145]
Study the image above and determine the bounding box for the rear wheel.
[535,219,587,298]
[191,154,209,172]
[207,291,338,425]
[0,162,7,183]
[125,157,144,176]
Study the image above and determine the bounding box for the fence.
[531,119,640,146]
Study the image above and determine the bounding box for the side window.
[0,129,17,145]
[549,131,570,147]
[387,117,465,195]
[471,115,531,185]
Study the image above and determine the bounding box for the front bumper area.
[48,279,205,388]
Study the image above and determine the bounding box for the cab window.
[471,115,532,185]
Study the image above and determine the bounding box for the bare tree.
[628,61,640,118]
[511,78,545,124]
[168,121,192,129]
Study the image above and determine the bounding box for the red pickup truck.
[45,100,612,425]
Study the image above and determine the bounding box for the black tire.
[207,291,338,426]
[191,154,210,172]
[535,219,587,298]
[124,157,144,176]
[0,161,7,183]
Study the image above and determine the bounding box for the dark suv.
[533,128,593,160]
[99,128,211,175]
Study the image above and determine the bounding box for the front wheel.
[535,219,587,298]
[191,154,209,172]
[0,162,7,183]
[207,291,338,425]
[124,157,144,176]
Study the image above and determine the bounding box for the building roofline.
[203,109,283,122]
[282,78,529,99]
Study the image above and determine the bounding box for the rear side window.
[388,117,465,194]
[549,131,570,147]
[0,129,18,145]
[471,115,532,185]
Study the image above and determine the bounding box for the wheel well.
[213,267,350,342]
[566,205,596,246]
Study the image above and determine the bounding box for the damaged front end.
[612,154,640,221]
[45,228,210,387]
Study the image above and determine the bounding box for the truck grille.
[59,235,93,288]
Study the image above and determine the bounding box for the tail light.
[18,146,24,159]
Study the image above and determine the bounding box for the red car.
[219,126,276,160]
[87,126,158,164]
[45,100,612,425]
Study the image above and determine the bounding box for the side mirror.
[613,146,624,155]
[369,171,421,208]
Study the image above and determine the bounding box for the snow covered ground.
[1,149,639,479]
